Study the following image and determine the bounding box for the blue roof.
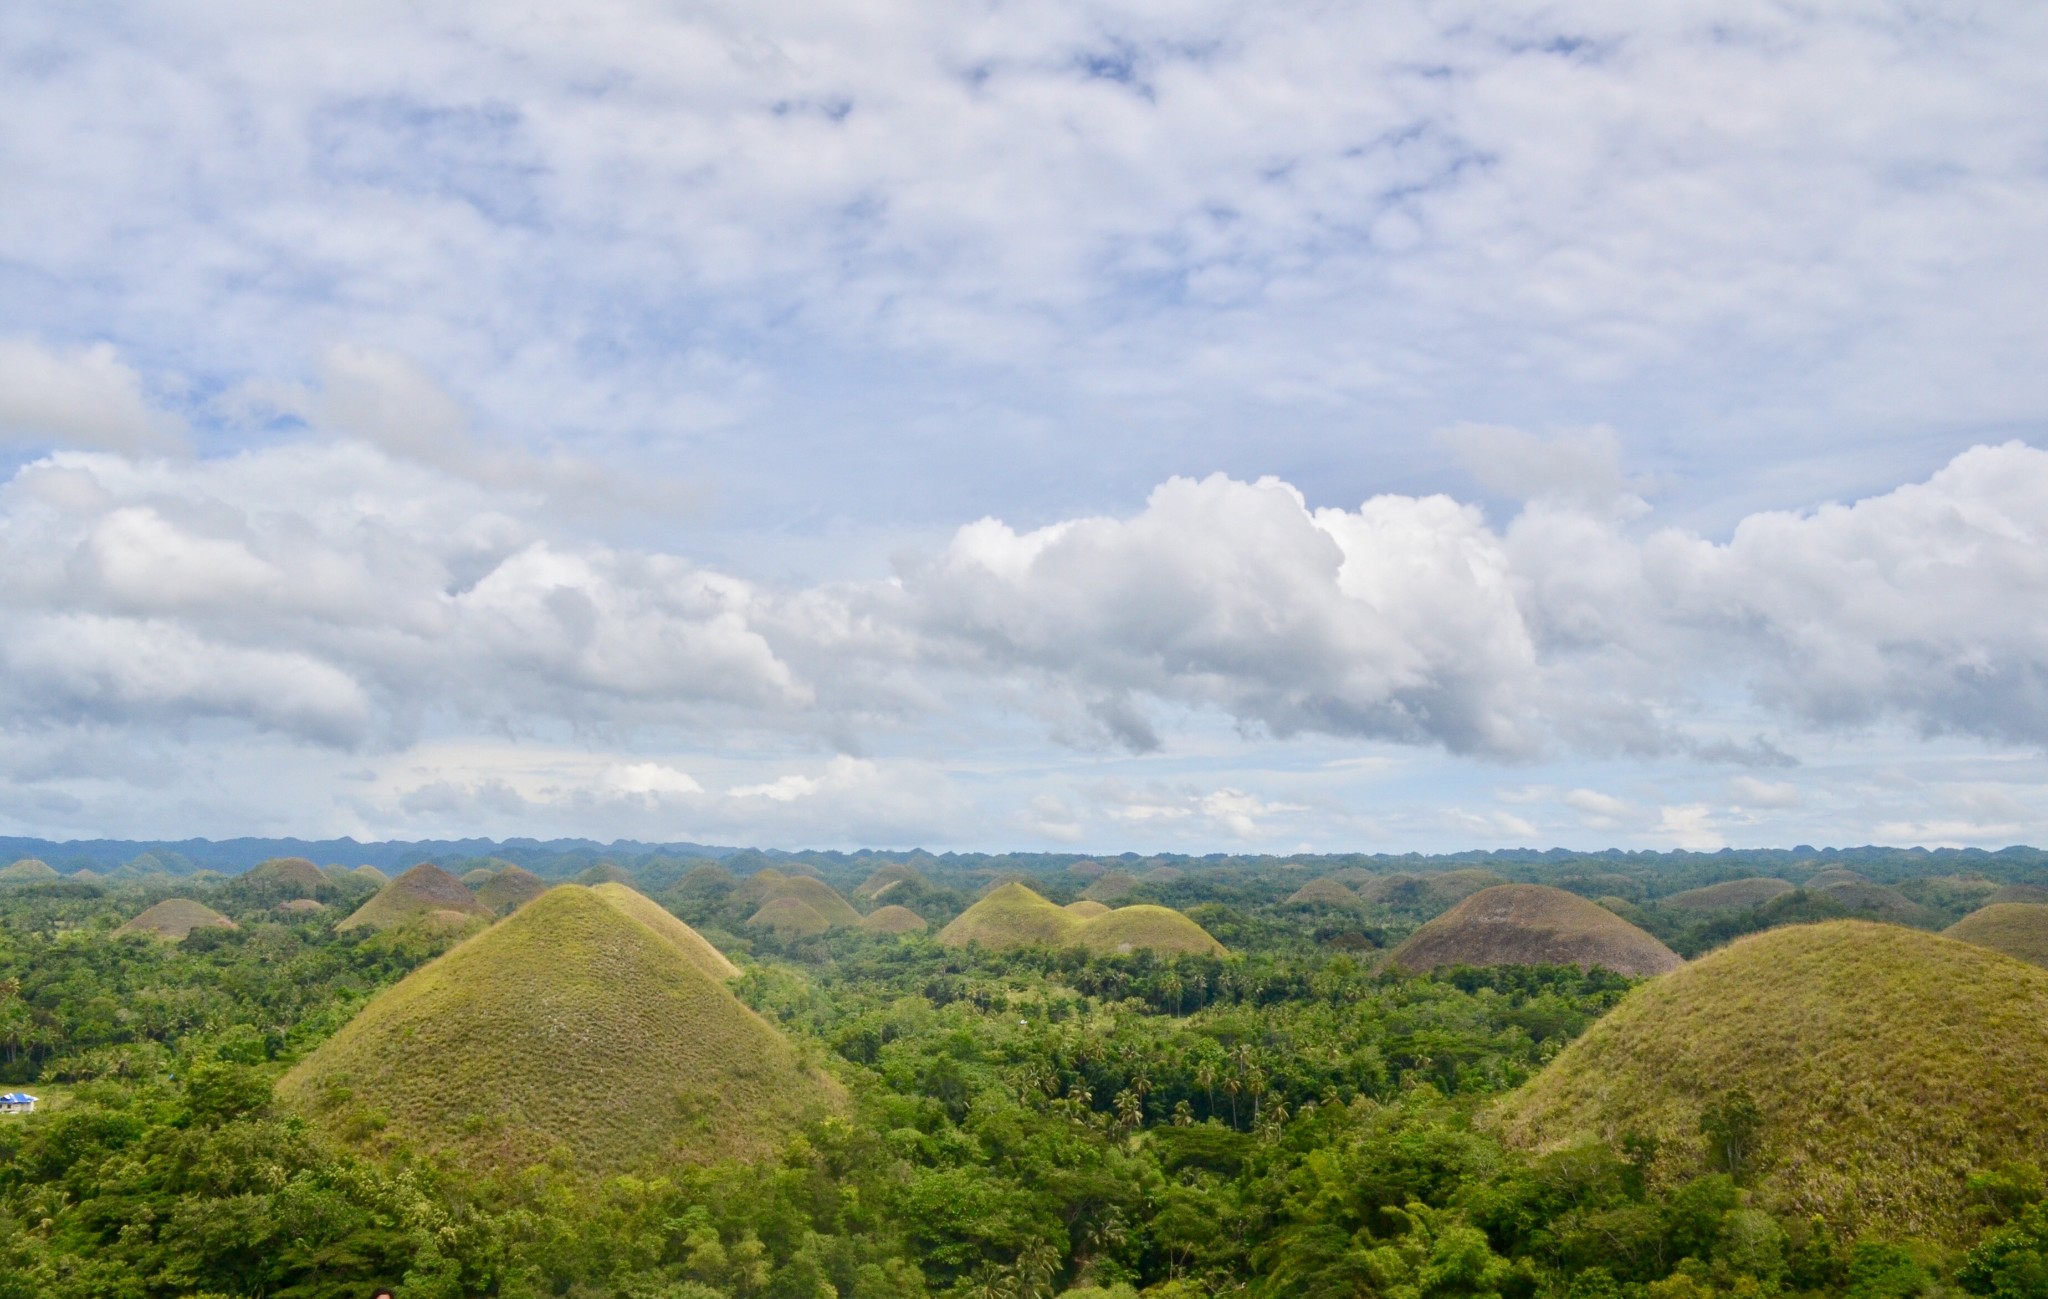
[0,1093,36,1103]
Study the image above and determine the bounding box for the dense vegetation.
[0,845,2043,1299]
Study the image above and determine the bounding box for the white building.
[0,1092,37,1114]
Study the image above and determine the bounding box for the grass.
[854,863,928,899]
[1985,883,2048,906]
[1492,921,2048,1243]
[1945,902,2048,967]
[1081,870,1144,902]
[592,882,741,978]
[242,856,329,895]
[277,885,841,1177]
[1815,879,1935,924]
[748,897,832,938]
[351,865,389,884]
[572,862,636,887]
[0,859,59,883]
[1075,905,1228,957]
[756,875,861,927]
[114,899,238,940]
[476,866,550,915]
[1357,868,1508,911]
[1388,885,1682,976]
[858,904,928,935]
[1286,879,1361,907]
[1063,900,1112,918]
[337,864,494,932]
[939,884,1229,955]
[1658,877,1795,910]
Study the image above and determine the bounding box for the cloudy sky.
[3,1,2046,852]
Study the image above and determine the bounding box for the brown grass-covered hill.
[1063,900,1112,919]
[1814,879,1934,924]
[1144,865,1185,883]
[115,899,238,940]
[754,875,860,927]
[938,884,1227,955]
[859,905,928,935]
[276,898,327,915]
[1945,903,2048,968]
[1658,877,1795,911]
[854,863,929,900]
[1067,860,1108,879]
[1081,870,1144,903]
[69,869,102,883]
[337,864,494,933]
[592,883,740,979]
[747,897,831,939]
[1388,885,1682,976]
[460,867,497,885]
[571,862,636,887]
[0,859,60,884]
[1358,869,1508,913]
[475,865,550,915]
[240,856,329,899]
[1806,867,1869,887]
[1984,882,2048,907]
[1492,921,2048,1243]
[277,886,840,1176]
[1075,905,1227,957]
[1287,879,1361,907]
[350,865,389,885]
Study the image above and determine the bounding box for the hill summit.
[1492,921,2048,1242]
[937,883,1227,955]
[1945,902,2048,967]
[337,863,493,932]
[277,885,838,1176]
[475,865,550,915]
[1387,884,1681,976]
[115,898,237,940]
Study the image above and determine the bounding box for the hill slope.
[0,859,59,884]
[1984,883,2048,907]
[858,905,928,935]
[747,897,831,938]
[1658,877,1794,911]
[1945,902,2048,967]
[755,875,861,927]
[592,883,740,979]
[1076,906,1227,956]
[1388,885,1681,976]
[337,864,493,932]
[115,899,238,940]
[475,865,550,915]
[1063,900,1111,918]
[938,883,1081,948]
[1286,879,1361,907]
[277,886,838,1175]
[1492,921,2048,1242]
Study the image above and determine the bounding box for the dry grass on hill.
[276,899,327,915]
[1806,867,1869,887]
[858,905,928,935]
[1286,879,1361,907]
[1081,870,1144,902]
[350,865,389,885]
[1075,905,1227,957]
[748,897,832,938]
[1144,866,1185,882]
[1388,885,1681,976]
[1945,902,2048,968]
[277,886,841,1177]
[854,863,928,899]
[338,864,493,932]
[939,884,1227,955]
[1063,900,1111,918]
[1815,879,1934,924]
[476,866,550,915]
[0,859,59,884]
[115,899,238,940]
[1357,869,1508,912]
[572,862,636,887]
[1492,921,2048,1243]
[1984,883,2048,907]
[756,875,860,927]
[593,883,740,978]
[1658,877,1794,911]
[240,857,329,895]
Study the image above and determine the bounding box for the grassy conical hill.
[939,883,1081,949]
[859,905,928,935]
[115,899,237,940]
[1064,900,1111,918]
[278,886,840,1175]
[1287,879,1361,907]
[350,865,388,885]
[1067,860,1107,878]
[757,875,860,927]
[1807,867,1869,887]
[476,865,550,916]
[854,863,928,900]
[1082,870,1143,902]
[1359,869,1507,912]
[1493,921,2048,1242]
[593,883,740,979]
[460,867,497,885]
[1816,879,1933,924]
[0,858,59,884]
[68,868,102,883]
[1984,883,2048,907]
[337,864,492,932]
[1076,906,1227,956]
[241,856,328,898]
[276,898,326,915]
[1389,885,1681,976]
[1945,903,2048,967]
[1144,865,1185,883]
[1659,877,1794,911]
[747,897,831,938]
[572,862,635,887]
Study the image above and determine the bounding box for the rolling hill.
[1075,905,1227,957]
[276,885,840,1175]
[1063,900,1111,918]
[1387,885,1681,976]
[0,859,59,884]
[1357,869,1508,912]
[747,897,832,938]
[754,875,860,927]
[1814,878,1933,924]
[939,882,1081,948]
[1945,902,2048,967]
[854,863,928,900]
[337,864,494,932]
[1492,921,2048,1242]
[1081,870,1144,902]
[115,898,238,940]
[475,865,550,915]
[1286,879,1361,907]
[858,904,928,935]
[1657,877,1794,911]
[350,865,389,885]
[572,862,636,887]
[1983,882,2048,907]
[240,856,329,898]
[592,883,740,979]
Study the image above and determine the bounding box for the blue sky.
[1,1,2046,851]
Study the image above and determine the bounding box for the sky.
[2,0,2047,852]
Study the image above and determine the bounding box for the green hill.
[1945,902,2048,967]
[592,883,740,979]
[1064,900,1111,918]
[1067,860,1107,879]
[276,899,326,915]
[940,883,1081,948]
[858,905,928,935]
[755,875,860,927]
[240,856,329,899]
[747,897,831,939]
[1492,921,2048,1242]
[854,863,929,900]
[1075,906,1227,957]
[277,886,840,1176]
[1144,865,1185,883]
[572,862,635,887]
[1658,877,1794,910]
[1388,885,1681,976]
[1806,867,1869,887]
[1984,882,2048,907]
[337,864,493,932]
[475,865,550,915]
[1358,869,1508,912]
[461,867,498,885]
[1815,878,1933,924]
[0,859,59,884]
[68,868,102,883]
[350,865,389,885]
[115,899,237,940]
[1286,879,1361,907]
[1082,870,1143,902]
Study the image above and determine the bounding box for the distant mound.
[460,867,498,885]
[1075,905,1227,957]
[592,883,740,979]
[350,865,389,885]
[1329,868,1378,886]
[1388,885,1681,976]
[276,898,326,915]
[755,875,860,928]
[1064,900,1112,918]
[1082,870,1143,902]
[940,883,1081,949]
[1945,903,2048,968]
[1984,883,2048,907]
[974,873,1035,898]
[747,897,831,939]
[1358,869,1507,912]
[241,856,328,898]
[278,886,839,1175]
[338,864,493,933]
[0,859,60,884]
[68,869,102,883]
[1815,879,1932,923]
[1493,922,2048,1242]
[572,862,636,887]
[858,905,928,936]
[1806,867,1869,887]
[115,899,238,940]
[475,865,550,916]
[854,863,928,900]
[1286,879,1361,908]
[1067,860,1108,879]
[1144,865,1185,883]
[1659,877,1794,910]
